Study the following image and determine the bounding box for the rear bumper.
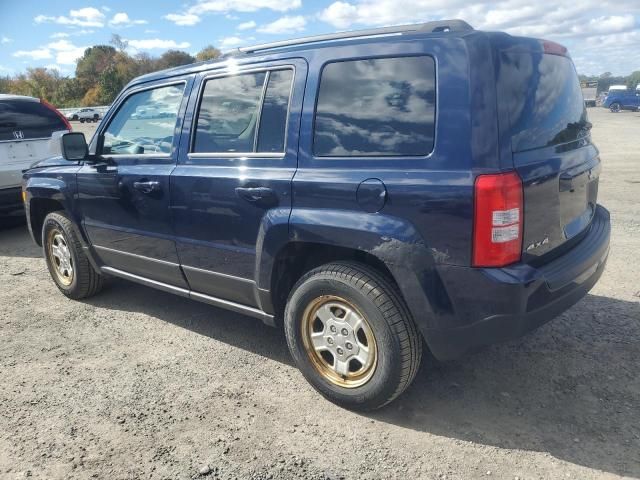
[426,204,610,360]
[0,187,24,217]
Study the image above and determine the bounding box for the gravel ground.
[0,109,638,480]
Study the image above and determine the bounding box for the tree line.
[0,35,221,108]
[579,71,640,94]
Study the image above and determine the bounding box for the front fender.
[22,165,94,256]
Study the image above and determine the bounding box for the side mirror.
[60,132,88,161]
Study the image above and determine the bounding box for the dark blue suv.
[22,20,610,410]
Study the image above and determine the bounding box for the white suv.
[0,95,70,222]
[73,108,101,123]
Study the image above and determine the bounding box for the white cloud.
[1,36,12,44]
[220,36,244,47]
[127,38,191,49]
[258,15,306,34]
[165,0,301,26]
[12,39,87,65]
[50,32,70,39]
[316,0,640,75]
[165,13,201,26]
[35,7,105,27]
[44,63,68,72]
[238,20,257,30]
[109,12,148,27]
[13,48,52,60]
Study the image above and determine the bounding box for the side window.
[314,56,436,157]
[193,69,293,154]
[102,83,185,155]
[257,70,293,152]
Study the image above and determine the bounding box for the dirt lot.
[1,109,638,480]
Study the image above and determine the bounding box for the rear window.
[0,99,67,141]
[500,53,589,152]
[314,56,436,157]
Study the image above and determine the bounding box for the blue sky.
[0,0,638,77]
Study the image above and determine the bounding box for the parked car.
[0,94,70,222]
[64,109,80,121]
[22,20,610,410]
[602,89,640,112]
[67,108,101,123]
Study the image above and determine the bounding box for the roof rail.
[230,19,473,56]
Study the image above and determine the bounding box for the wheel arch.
[255,209,452,341]
[28,197,65,246]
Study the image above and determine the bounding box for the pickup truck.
[602,89,640,112]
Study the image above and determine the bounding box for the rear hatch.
[0,97,69,189]
[495,40,599,263]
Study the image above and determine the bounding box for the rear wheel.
[610,102,621,113]
[284,262,422,410]
[43,212,103,299]
[79,118,85,123]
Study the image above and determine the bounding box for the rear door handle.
[235,186,276,203]
[133,180,161,194]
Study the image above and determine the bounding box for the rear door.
[0,98,69,189]
[496,49,599,262]
[78,77,193,286]
[171,59,305,307]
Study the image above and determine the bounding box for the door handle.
[133,180,161,194]
[235,186,276,202]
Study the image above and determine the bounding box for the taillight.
[472,171,523,267]
[40,99,72,132]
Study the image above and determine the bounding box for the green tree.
[195,45,222,62]
[155,50,195,70]
[75,46,118,91]
[98,65,125,104]
[626,70,640,90]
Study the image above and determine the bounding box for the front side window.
[102,84,185,155]
[193,69,293,154]
[314,56,436,157]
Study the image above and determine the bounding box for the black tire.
[42,211,103,299]
[79,118,85,123]
[610,102,621,113]
[284,262,422,410]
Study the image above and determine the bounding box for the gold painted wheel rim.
[47,228,74,286]
[301,295,378,388]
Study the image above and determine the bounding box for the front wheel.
[43,212,103,299]
[284,262,422,410]
[610,102,621,113]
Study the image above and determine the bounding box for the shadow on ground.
[88,279,640,478]
[0,220,40,259]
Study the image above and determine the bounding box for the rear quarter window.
[499,53,589,153]
[313,56,436,157]
[0,100,67,141]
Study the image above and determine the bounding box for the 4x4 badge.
[526,236,549,251]
[13,131,24,139]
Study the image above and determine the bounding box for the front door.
[171,60,306,308]
[78,77,193,287]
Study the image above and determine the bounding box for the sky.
[0,0,638,77]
